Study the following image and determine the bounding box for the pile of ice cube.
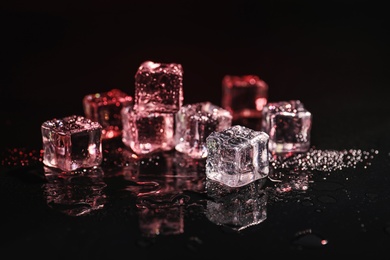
[41,60,312,188]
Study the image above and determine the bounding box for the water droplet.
[293,229,328,249]
[270,148,378,173]
[1,147,42,167]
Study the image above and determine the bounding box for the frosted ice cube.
[175,101,232,159]
[83,88,133,139]
[41,115,103,172]
[121,106,175,155]
[261,100,312,154]
[134,60,183,113]
[222,75,268,120]
[205,125,269,187]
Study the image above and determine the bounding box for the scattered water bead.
[270,148,378,172]
[271,171,312,193]
[1,148,42,167]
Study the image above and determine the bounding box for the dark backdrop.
[1,0,389,149]
[1,2,390,258]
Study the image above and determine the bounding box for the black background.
[1,0,390,258]
[1,0,389,149]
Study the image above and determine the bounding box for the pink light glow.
[256,97,267,111]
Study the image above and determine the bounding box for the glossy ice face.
[121,106,175,155]
[261,100,312,154]
[175,101,232,159]
[222,75,268,120]
[206,125,269,187]
[134,61,183,113]
[83,88,133,139]
[41,115,103,172]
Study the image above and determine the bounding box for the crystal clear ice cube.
[222,75,268,120]
[205,125,269,187]
[175,101,232,159]
[83,88,133,139]
[41,115,103,172]
[261,100,312,154]
[121,106,175,155]
[134,60,183,113]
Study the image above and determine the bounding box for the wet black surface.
[1,1,390,259]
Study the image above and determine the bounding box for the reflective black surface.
[1,1,390,258]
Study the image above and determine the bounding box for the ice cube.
[205,125,269,187]
[175,101,232,159]
[221,75,268,120]
[134,60,183,113]
[83,88,133,139]
[261,100,312,154]
[41,115,103,172]
[121,106,175,155]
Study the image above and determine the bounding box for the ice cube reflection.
[42,166,107,216]
[116,150,206,237]
[205,178,268,232]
